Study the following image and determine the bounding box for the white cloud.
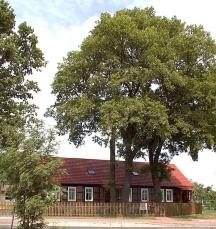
[127,0,154,9]
[32,16,99,119]
[152,0,216,37]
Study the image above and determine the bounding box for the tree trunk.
[148,140,163,203]
[152,171,162,203]
[120,154,133,203]
[109,132,116,203]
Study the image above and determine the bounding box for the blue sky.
[7,0,216,188]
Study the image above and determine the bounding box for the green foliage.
[0,0,46,150]
[192,181,216,209]
[47,7,216,202]
[0,121,65,229]
[0,1,61,228]
[140,163,174,182]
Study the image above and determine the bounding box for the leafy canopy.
[0,0,46,150]
[49,7,216,157]
[192,181,216,209]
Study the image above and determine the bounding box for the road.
[0,216,216,228]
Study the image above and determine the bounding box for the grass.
[171,210,216,221]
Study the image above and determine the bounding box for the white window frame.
[68,186,76,201]
[166,189,173,202]
[85,187,93,201]
[141,188,149,202]
[161,189,164,202]
[129,188,132,202]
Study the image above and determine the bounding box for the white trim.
[166,189,173,202]
[141,188,149,202]
[68,186,76,201]
[129,188,132,202]
[161,189,164,202]
[85,187,93,201]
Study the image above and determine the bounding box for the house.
[0,185,10,201]
[56,157,193,203]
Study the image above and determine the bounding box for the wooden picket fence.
[0,201,14,216]
[0,201,202,217]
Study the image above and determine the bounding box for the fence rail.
[0,201,202,217]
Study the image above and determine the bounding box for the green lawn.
[171,210,216,221]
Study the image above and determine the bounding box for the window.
[68,187,76,201]
[166,189,173,202]
[161,189,164,202]
[85,187,93,201]
[87,169,95,175]
[132,171,139,176]
[5,193,11,201]
[141,188,149,202]
[129,188,132,202]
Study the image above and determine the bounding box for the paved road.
[46,217,216,228]
[1,216,216,228]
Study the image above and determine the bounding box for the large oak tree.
[48,7,216,202]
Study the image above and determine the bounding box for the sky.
[7,0,216,189]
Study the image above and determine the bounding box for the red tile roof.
[56,158,193,190]
[1,185,9,192]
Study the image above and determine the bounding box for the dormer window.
[132,171,139,176]
[87,169,95,175]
